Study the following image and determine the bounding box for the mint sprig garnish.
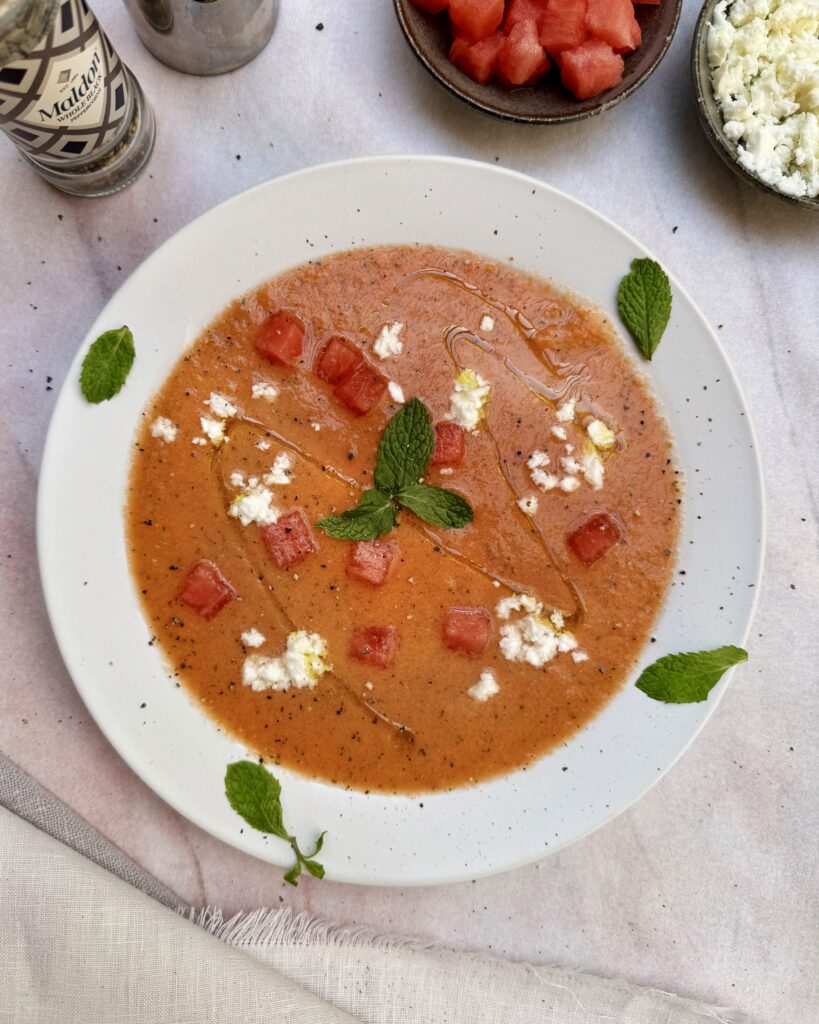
[617,258,672,360]
[635,645,748,703]
[79,325,135,403]
[225,760,326,886]
[317,398,473,541]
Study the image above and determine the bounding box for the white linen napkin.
[0,804,760,1024]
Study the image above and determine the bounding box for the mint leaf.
[283,861,301,886]
[374,397,435,494]
[636,646,748,703]
[316,489,396,540]
[398,483,473,530]
[225,760,327,886]
[224,760,288,840]
[617,259,672,360]
[79,325,135,403]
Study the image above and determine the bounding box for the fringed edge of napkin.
[191,906,762,1024]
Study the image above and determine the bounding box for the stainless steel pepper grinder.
[122,0,278,76]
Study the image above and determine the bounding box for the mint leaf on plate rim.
[617,258,672,360]
[79,325,136,403]
[635,645,748,704]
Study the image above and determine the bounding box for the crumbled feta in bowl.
[697,0,819,205]
[446,368,491,432]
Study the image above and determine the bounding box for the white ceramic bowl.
[38,156,764,886]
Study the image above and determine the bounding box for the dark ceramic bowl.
[394,0,683,124]
[691,0,818,211]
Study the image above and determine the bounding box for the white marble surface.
[1,2,817,1021]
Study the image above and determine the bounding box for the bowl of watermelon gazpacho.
[395,0,682,122]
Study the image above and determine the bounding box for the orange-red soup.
[127,246,679,794]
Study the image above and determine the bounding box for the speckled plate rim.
[394,0,684,125]
[691,0,818,211]
[38,156,764,886]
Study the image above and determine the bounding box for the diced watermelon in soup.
[178,560,237,620]
[410,0,449,12]
[496,17,549,86]
[346,540,398,586]
[539,0,588,53]
[316,336,364,385]
[585,0,641,52]
[559,38,624,99]
[350,626,398,668]
[449,31,505,85]
[448,0,505,42]
[566,511,622,566]
[334,360,388,416]
[261,509,317,569]
[443,606,491,655]
[255,311,305,367]
[431,421,465,466]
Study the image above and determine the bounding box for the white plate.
[38,157,764,886]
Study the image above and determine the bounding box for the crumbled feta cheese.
[206,392,238,419]
[242,630,331,692]
[527,449,559,491]
[364,681,374,691]
[251,381,279,403]
[263,451,292,486]
[496,593,541,619]
[518,494,539,516]
[310,421,321,432]
[240,628,266,649]
[468,669,500,702]
[587,418,616,450]
[707,0,819,198]
[497,594,579,668]
[256,439,271,451]
[439,467,454,476]
[480,314,495,332]
[150,416,177,443]
[388,380,406,404]
[556,398,577,423]
[499,613,578,667]
[200,416,227,446]
[373,322,404,359]
[229,484,280,526]
[446,369,491,431]
[551,425,567,441]
[564,443,574,454]
[560,456,582,475]
[192,437,207,446]
[229,471,246,488]
[571,650,589,663]
[559,477,581,493]
[582,448,605,491]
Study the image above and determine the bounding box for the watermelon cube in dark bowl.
[394,0,682,124]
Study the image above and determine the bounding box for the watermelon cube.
[349,626,398,668]
[255,311,305,367]
[431,421,465,466]
[539,0,588,53]
[448,31,505,85]
[410,0,449,12]
[559,38,624,99]
[261,508,317,569]
[346,540,398,586]
[443,606,491,655]
[316,336,364,385]
[503,0,548,31]
[585,0,641,52]
[333,360,387,416]
[178,560,236,620]
[566,511,621,566]
[449,0,505,42]
[496,19,550,87]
